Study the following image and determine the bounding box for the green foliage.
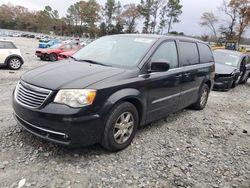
[166,0,183,33]
[138,0,154,33]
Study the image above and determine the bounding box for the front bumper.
[214,75,234,90]
[35,52,43,58]
[12,96,104,147]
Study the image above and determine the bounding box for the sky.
[1,0,249,37]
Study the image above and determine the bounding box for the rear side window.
[179,41,199,66]
[198,43,214,63]
[0,41,16,49]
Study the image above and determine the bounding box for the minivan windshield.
[72,36,156,67]
[213,51,240,67]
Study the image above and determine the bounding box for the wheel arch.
[102,88,147,126]
[4,54,24,65]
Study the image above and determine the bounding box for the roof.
[0,38,12,42]
[106,34,205,43]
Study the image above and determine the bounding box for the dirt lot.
[0,37,250,188]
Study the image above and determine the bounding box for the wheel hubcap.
[113,112,134,144]
[200,89,208,106]
[10,58,21,69]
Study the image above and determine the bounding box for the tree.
[138,0,154,33]
[166,0,182,33]
[114,1,124,34]
[219,0,238,40]
[200,12,218,39]
[230,0,250,41]
[150,0,166,33]
[158,5,167,34]
[104,0,117,34]
[121,4,140,33]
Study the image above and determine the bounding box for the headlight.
[54,89,96,108]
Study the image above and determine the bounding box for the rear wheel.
[101,102,139,151]
[191,84,209,110]
[7,57,22,70]
[49,53,58,61]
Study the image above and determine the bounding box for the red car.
[58,49,80,60]
[35,43,82,61]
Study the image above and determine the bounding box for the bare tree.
[230,0,250,41]
[219,0,238,39]
[121,4,140,33]
[200,12,218,39]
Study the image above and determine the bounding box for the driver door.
[146,41,182,123]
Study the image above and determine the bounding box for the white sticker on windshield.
[229,55,238,58]
[225,62,233,65]
[134,38,153,43]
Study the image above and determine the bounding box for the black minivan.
[13,34,215,151]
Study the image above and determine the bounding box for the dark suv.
[13,34,215,151]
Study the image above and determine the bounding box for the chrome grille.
[15,81,52,108]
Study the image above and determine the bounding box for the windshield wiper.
[70,57,110,67]
[79,59,110,67]
[69,56,78,61]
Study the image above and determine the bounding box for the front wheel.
[7,57,22,70]
[101,102,139,151]
[191,84,210,110]
[49,53,58,61]
[240,75,249,84]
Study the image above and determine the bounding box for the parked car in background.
[58,43,85,60]
[58,49,78,60]
[38,39,61,48]
[0,39,24,70]
[213,49,250,90]
[36,42,82,61]
[27,34,35,38]
[21,33,28,37]
[13,34,215,151]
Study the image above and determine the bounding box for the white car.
[0,39,24,70]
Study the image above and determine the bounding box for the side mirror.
[149,61,170,73]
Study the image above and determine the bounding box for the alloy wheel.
[9,58,21,69]
[200,88,208,106]
[113,112,134,144]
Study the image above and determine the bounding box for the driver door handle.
[184,72,191,77]
[175,74,182,78]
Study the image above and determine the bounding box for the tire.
[231,81,236,88]
[7,57,22,70]
[49,53,58,61]
[240,76,248,84]
[191,84,210,110]
[101,102,139,151]
[40,56,45,61]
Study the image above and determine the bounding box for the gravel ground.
[0,37,250,188]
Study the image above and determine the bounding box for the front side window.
[73,36,157,67]
[151,41,178,69]
[179,41,199,66]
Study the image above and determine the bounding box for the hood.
[21,60,125,90]
[215,63,238,75]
